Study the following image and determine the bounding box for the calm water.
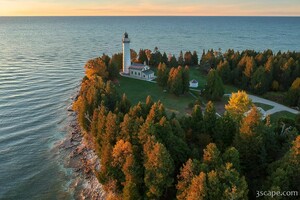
[0,17,299,199]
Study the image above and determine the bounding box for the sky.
[0,0,300,16]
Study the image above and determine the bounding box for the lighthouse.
[122,32,131,74]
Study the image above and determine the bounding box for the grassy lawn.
[189,67,238,93]
[262,91,287,106]
[270,111,297,123]
[254,102,274,111]
[116,76,196,115]
[189,67,207,89]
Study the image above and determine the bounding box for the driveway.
[226,94,299,115]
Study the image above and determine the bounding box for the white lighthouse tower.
[122,32,131,74]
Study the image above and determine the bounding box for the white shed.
[189,79,199,88]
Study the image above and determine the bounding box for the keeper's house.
[129,63,154,80]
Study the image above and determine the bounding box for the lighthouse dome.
[122,32,130,43]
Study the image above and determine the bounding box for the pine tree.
[143,137,174,199]
[162,52,169,66]
[286,77,300,107]
[178,51,184,66]
[217,60,231,84]
[214,112,237,149]
[250,66,272,94]
[138,49,147,63]
[157,62,169,87]
[203,143,221,170]
[182,66,190,94]
[168,67,184,96]
[234,107,266,182]
[191,51,199,66]
[222,147,241,172]
[203,101,217,136]
[186,172,207,200]
[169,55,178,68]
[184,51,192,66]
[204,69,224,101]
[267,136,300,193]
[176,159,196,200]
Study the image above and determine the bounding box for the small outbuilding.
[189,79,199,88]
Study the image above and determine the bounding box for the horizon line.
[1,15,300,17]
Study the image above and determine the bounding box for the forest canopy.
[73,51,300,200]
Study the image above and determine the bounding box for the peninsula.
[70,33,300,199]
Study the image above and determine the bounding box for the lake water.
[0,16,299,199]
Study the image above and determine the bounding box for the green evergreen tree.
[184,51,192,66]
[217,60,231,84]
[143,136,174,199]
[182,66,190,94]
[178,50,184,66]
[157,62,169,87]
[138,49,147,63]
[203,101,217,136]
[191,51,199,66]
[204,69,224,101]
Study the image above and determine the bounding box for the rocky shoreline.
[59,111,106,200]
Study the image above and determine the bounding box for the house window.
[135,72,137,75]
[143,75,145,77]
[131,71,133,74]
[138,72,140,76]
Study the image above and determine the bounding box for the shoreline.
[58,111,105,199]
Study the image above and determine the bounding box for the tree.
[111,53,123,70]
[130,49,138,62]
[177,159,198,200]
[201,49,216,68]
[217,163,249,200]
[117,94,131,114]
[242,56,256,89]
[169,55,178,68]
[145,49,152,65]
[250,66,272,94]
[214,113,237,149]
[186,172,207,200]
[233,106,266,194]
[203,101,217,136]
[222,147,241,172]
[204,69,224,101]
[203,144,249,199]
[84,58,109,80]
[217,60,231,84]
[138,49,147,64]
[157,62,169,87]
[267,136,300,193]
[162,52,168,66]
[190,104,204,135]
[182,66,190,94]
[108,58,120,80]
[184,51,193,66]
[203,143,221,170]
[168,66,184,96]
[191,51,199,66]
[225,91,253,121]
[143,137,174,199]
[150,49,162,67]
[286,77,300,107]
[178,51,184,66]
